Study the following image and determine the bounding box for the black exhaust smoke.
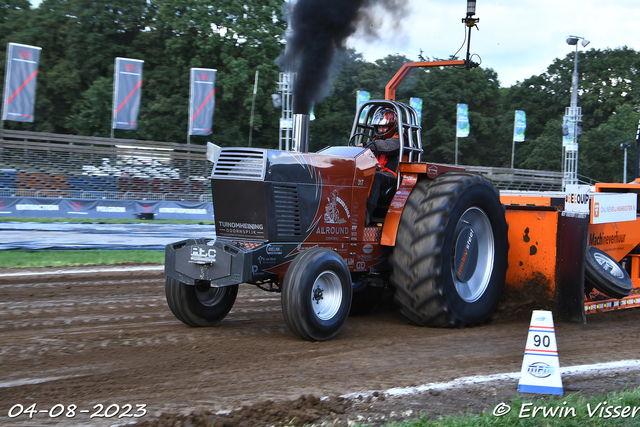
[285,0,408,114]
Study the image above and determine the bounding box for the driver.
[364,108,400,225]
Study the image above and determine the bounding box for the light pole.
[621,142,631,183]
[563,35,590,190]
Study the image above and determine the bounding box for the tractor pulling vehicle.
[164,98,509,341]
[163,1,640,340]
[163,104,640,341]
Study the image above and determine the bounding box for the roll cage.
[350,100,423,164]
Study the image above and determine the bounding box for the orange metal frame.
[385,60,465,101]
[584,182,640,314]
[500,191,640,318]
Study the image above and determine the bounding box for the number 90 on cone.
[518,310,563,395]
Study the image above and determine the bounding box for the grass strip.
[0,249,163,268]
[371,385,640,427]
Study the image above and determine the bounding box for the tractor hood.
[210,146,377,242]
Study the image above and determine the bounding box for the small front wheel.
[584,246,633,299]
[165,277,238,327]
[281,248,352,341]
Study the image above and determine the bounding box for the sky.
[347,0,640,87]
[27,0,640,88]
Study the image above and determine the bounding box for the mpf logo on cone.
[518,310,563,395]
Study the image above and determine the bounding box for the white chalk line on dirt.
[0,375,84,389]
[0,265,164,278]
[342,359,640,398]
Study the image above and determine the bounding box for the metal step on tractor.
[164,94,510,340]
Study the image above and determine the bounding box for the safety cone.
[518,310,563,395]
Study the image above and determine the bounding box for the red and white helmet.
[371,108,397,139]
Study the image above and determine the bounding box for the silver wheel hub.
[311,270,342,321]
[452,207,495,303]
[594,253,625,279]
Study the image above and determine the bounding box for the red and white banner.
[112,57,143,130]
[189,68,216,136]
[2,43,41,123]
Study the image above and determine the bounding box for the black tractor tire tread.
[166,277,190,325]
[281,252,307,339]
[584,246,633,299]
[281,247,352,341]
[165,277,238,327]
[390,172,508,328]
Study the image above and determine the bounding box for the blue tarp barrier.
[0,196,213,221]
[0,222,216,250]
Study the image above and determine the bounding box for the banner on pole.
[562,115,574,147]
[410,97,423,123]
[189,68,216,136]
[112,57,143,130]
[456,103,469,137]
[514,110,527,142]
[2,43,41,123]
[357,90,370,123]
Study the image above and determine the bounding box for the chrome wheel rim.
[452,207,495,303]
[594,253,625,279]
[311,271,342,321]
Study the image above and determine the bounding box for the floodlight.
[581,39,590,47]
[467,0,476,16]
[566,37,579,46]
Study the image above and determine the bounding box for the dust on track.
[1,265,639,427]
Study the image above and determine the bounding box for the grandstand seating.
[0,129,566,199]
[0,129,213,201]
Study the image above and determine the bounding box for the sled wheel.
[281,248,352,341]
[349,280,385,316]
[390,172,509,327]
[584,246,633,299]
[165,277,238,327]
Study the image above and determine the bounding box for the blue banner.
[2,43,41,123]
[456,103,469,137]
[562,115,574,147]
[112,57,143,130]
[514,110,527,142]
[189,68,217,136]
[357,90,370,123]
[410,97,423,123]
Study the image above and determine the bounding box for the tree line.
[1,0,639,183]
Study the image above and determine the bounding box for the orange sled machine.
[501,179,640,323]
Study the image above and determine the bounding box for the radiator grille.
[274,184,301,237]
[212,148,266,180]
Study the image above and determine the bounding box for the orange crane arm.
[385,60,466,101]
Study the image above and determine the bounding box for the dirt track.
[1,266,640,427]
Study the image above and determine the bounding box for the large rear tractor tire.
[165,277,238,327]
[281,248,352,341]
[390,172,509,327]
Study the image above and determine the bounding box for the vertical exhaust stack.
[292,113,310,153]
